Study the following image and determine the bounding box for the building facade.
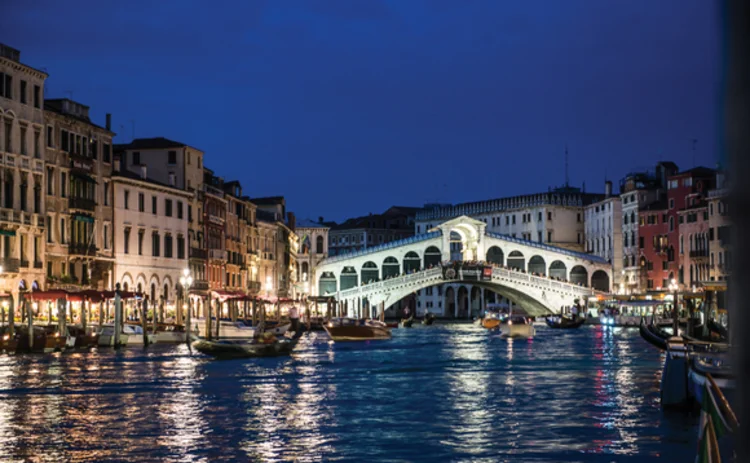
[329,206,419,256]
[44,99,114,291]
[295,218,330,295]
[677,201,710,288]
[111,161,191,306]
[0,43,48,299]
[203,169,226,292]
[707,172,730,281]
[584,182,623,288]
[637,200,670,290]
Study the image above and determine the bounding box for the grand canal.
[0,324,697,462]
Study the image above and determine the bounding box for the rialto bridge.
[313,216,612,316]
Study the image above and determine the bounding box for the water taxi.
[324,318,391,342]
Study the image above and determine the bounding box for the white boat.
[98,324,129,347]
[124,324,156,345]
[499,315,535,339]
[65,335,76,349]
[155,331,187,343]
[193,320,291,339]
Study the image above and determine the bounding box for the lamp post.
[668,278,679,336]
[179,268,193,345]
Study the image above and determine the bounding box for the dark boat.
[69,326,99,348]
[639,318,671,350]
[324,318,391,341]
[0,327,17,353]
[708,319,728,339]
[16,326,59,353]
[401,316,415,328]
[192,333,300,359]
[545,316,586,329]
[422,313,436,325]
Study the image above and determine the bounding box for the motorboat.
[324,318,392,342]
[481,310,504,329]
[194,319,292,339]
[69,326,99,348]
[192,332,300,359]
[422,313,436,325]
[123,323,157,345]
[401,316,415,328]
[98,324,129,347]
[16,326,59,353]
[545,315,586,329]
[154,323,189,343]
[500,315,535,339]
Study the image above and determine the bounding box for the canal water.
[0,324,697,462]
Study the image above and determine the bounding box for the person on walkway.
[288,306,300,333]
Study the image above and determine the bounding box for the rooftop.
[296,218,329,229]
[44,99,112,133]
[115,137,195,151]
[250,196,286,206]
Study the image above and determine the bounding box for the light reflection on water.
[0,324,697,462]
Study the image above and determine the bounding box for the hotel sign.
[442,263,493,281]
[71,158,93,172]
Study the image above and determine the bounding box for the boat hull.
[481,318,501,330]
[545,317,586,329]
[192,338,297,359]
[500,324,535,338]
[324,324,391,342]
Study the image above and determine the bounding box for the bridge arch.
[486,246,504,265]
[319,272,337,296]
[507,250,525,271]
[591,270,610,292]
[528,255,546,275]
[570,265,588,286]
[548,260,567,280]
[403,251,420,273]
[444,286,455,318]
[340,266,358,290]
[423,246,442,268]
[382,256,399,279]
[456,286,469,318]
[361,261,379,284]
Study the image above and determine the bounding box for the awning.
[0,229,15,237]
[29,290,69,301]
[72,214,95,223]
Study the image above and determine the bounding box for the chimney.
[287,212,296,230]
[105,113,111,131]
[318,216,324,224]
[140,165,147,180]
[605,180,612,198]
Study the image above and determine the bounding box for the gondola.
[639,318,671,350]
[422,313,436,325]
[324,318,392,341]
[545,316,586,329]
[401,316,415,328]
[708,319,728,340]
[192,332,300,359]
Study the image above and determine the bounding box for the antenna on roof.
[691,138,697,167]
[565,144,569,187]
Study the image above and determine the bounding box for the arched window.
[624,214,628,225]
[316,235,324,254]
[630,212,635,224]
[150,283,156,302]
[163,283,169,301]
[679,234,683,254]
[624,234,629,247]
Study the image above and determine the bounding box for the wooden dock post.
[82,297,88,338]
[141,296,149,346]
[8,295,14,339]
[114,285,122,348]
[185,296,192,351]
[206,293,213,341]
[23,295,33,353]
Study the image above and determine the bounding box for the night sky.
[3,1,720,222]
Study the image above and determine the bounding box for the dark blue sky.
[3,0,720,222]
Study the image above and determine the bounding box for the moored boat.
[401,316,415,328]
[192,332,299,359]
[324,318,391,342]
[98,324,129,347]
[688,352,735,406]
[69,326,99,348]
[545,315,586,329]
[422,313,436,325]
[500,315,535,339]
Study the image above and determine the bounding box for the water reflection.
[0,325,695,462]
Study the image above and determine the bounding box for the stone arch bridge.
[314,216,612,316]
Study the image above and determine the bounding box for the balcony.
[0,209,19,224]
[69,197,97,212]
[189,247,207,260]
[33,261,43,269]
[208,213,224,226]
[689,249,708,259]
[69,242,98,256]
[192,279,210,291]
[208,249,226,261]
[0,258,19,273]
[20,260,29,268]
[247,281,261,292]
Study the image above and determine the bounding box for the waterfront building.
[295,218,330,294]
[666,167,715,287]
[328,206,419,257]
[0,43,48,300]
[252,197,299,299]
[44,99,114,290]
[222,181,251,293]
[111,159,191,307]
[414,187,603,316]
[677,198,710,288]
[619,162,676,293]
[203,168,226,292]
[113,137,207,295]
[637,200,670,290]
[584,181,623,289]
[707,172,730,281]
[256,213,278,298]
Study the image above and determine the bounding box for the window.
[624,234,629,247]
[103,181,109,206]
[187,152,191,165]
[577,213,581,223]
[168,150,177,164]
[198,156,201,169]
[46,167,54,194]
[684,177,693,187]
[152,196,157,215]
[103,224,110,249]
[0,73,10,99]
[60,218,66,243]
[20,126,26,155]
[177,235,185,259]
[547,231,552,242]
[20,80,27,104]
[34,129,40,158]
[188,205,193,222]
[316,235,324,254]
[165,199,173,217]
[124,228,131,254]
[138,230,144,255]
[47,216,52,242]
[33,85,40,108]
[669,216,674,232]
[164,234,173,258]
[3,120,10,152]
[639,237,644,249]
[547,211,552,221]
[46,126,53,148]
[60,172,67,197]
[577,233,581,244]
[152,232,160,257]
[60,130,69,152]
[103,143,111,163]
[512,215,516,225]
[138,193,144,212]
[132,151,140,165]
[662,261,669,271]
[669,198,675,209]
[177,201,183,219]
[538,231,542,242]
[124,190,130,209]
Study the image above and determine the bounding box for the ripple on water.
[0,325,697,462]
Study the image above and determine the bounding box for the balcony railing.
[69,197,96,211]
[208,249,226,261]
[189,247,207,259]
[192,280,210,291]
[0,258,19,273]
[33,261,43,269]
[247,281,261,292]
[689,249,708,258]
[69,242,98,256]
[208,213,225,226]
[20,260,29,268]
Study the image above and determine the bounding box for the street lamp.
[668,278,679,335]
[179,268,193,333]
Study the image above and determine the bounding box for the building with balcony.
[44,99,115,290]
[256,212,278,298]
[637,200,670,290]
[678,200,710,288]
[584,181,623,288]
[222,180,254,293]
[0,43,48,298]
[707,172,730,281]
[251,197,299,298]
[203,168,226,291]
[619,162,676,293]
[113,137,206,295]
[111,159,191,306]
[295,218,330,295]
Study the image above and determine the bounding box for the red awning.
[29,290,69,301]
